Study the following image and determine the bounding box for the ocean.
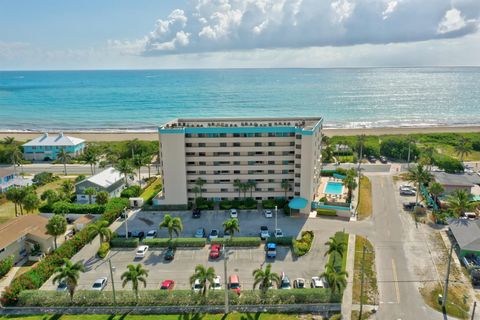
[0,67,479,131]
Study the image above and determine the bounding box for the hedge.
[293,231,314,257]
[110,238,139,248]
[143,204,189,211]
[211,237,261,247]
[0,255,14,278]
[316,208,337,216]
[219,198,258,210]
[103,198,130,223]
[142,238,206,248]
[18,288,340,307]
[262,198,288,209]
[40,202,105,215]
[266,236,294,246]
[121,185,142,198]
[97,242,110,258]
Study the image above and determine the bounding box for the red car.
[209,244,222,259]
[160,280,175,290]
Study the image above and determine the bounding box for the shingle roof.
[0,215,52,249]
[447,218,480,252]
[433,172,480,187]
[22,133,85,147]
[80,168,123,189]
[0,166,14,177]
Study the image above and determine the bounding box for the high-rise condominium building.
[155,117,323,214]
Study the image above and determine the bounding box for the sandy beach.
[1,125,480,142]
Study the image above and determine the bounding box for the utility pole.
[108,259,117,306]
[224,246,229,314]
[471,301,477,320]
[358,244,367,320]
[442,244,454,309]
[275,205,278,232]
[124,207,129,239]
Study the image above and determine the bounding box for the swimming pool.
[324,182,344,195]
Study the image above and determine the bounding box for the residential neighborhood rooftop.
[432,171,480,187]
[22,132,85,147]
[0,215,51,249]
[447,218,480,252]
[0,166,14,176]
[161,117,323,130]
[80,167,123,188]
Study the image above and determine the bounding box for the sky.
[1,0,480,70]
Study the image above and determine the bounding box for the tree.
[3,136,16,146]
[344,169,358,203]
[252,263,280,294]
[115,159,134,186]
[233,179,242,198]
[223,218,240,240]
[60,180,75,198]
[189,264,216,296]
[195,178,206,198]
[10,147,23,177]
[57,148,71,175]
[240,183,249,199]
[428,182,444,211]
[84,187,97,204]
[52,258,85,302]
[22,192,40,214]
[46,215,67,249]
[126,139,141,158]
[41,189,59,206]
[82,147,100,175]
[132,154,148,187]
[159,214,183,239]
[192,186,201,203]
[247,180,257,198]
[121,264,149,303]
[406,164,432,208]
[406,135,417,165]
[324,235,346,272]
[281,179,291,199]
[447,189,474,217]
[454,137,472,162]
[6,188,22,216]
[321,262,348,296]
[356,135,367,160]
[88,220,113,246]
[96,191,109,205]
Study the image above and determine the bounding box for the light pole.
[124,207,129,239]
[224,246,229,314]
[275,205,278,232]
[108,258,117,306]
[442,244,454,309]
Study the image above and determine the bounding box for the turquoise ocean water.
[0,68,479,131]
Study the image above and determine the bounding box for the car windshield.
[147,231,155,235]
[230,283,240,289]
[194,283,202,289]
[93,282,102,288]
[137,249,144,253]
[261,226,268,231]
[58,282,67,288]
[211,230,218,235]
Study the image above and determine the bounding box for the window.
[186,143,192,147]
[268,161,275,165]
[268,151,275,156]
[234,170,240,174]
[282,170,288,174]
[187,161,195,165]
[248,161,255,165]
[233,133,240,137]
[255,142,262,147]
[221,188,228,192]
[268,133,275,137]
[296,145,301,149]
[220,142,227,147]
[268,170,275,174]
[233,161,240,165]
[296,135,301,139]
[295,183,300,187]
[295,154,301,159]
[248,152,255,156]
[199,143,206,147]
[268,142,276,147]
[255,133,262,137]
[187,171,196,174]
[268,188,275,192]
[199,171,206,174]
[199,161,206,165]
[219,133,227,137]
[233,142,241,147]
[233,152,240,156]
[290,142,295,146]
[268,179,275,183]
[186,134,192,138]
[295,164,301,168]
[186,152,195,156]
[199,152,206,157]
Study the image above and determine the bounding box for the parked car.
[230,208,238,218]
[400,188,416,196]
[310,276,325,288]
[279,273,292,289]
[400,184,416,191]
[131,231,145,239]
[274,228,284,238]
[403,202,425,211]
[56,281,68,292]
[211,276,222,290]
[259,281,274,291]
[379,156,388,163]
[194,228,206,238]
[224,231,231,239]
[160,280,175,290]
[367,155,377,163]
[293,278,306,289]
[266,242,277,259]
[229,274,241,295]
[164,246,175,261]
[471,269,480,286]
[91,277,108,291]
[135,245,149,259]
[145,230,157,239]
[260,226,270,240]
[264,209,273,218]
[192,208,201,219]
[209,244,222,259]
[209,229,219,240]
[192,279,203,293]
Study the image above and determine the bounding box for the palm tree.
[447,189,474,217]
[10,147,23,177]
[57,148,71,176]
[247,180,257,198]
[195,178,206,198]
[356,135,367,161]
[406,135,417,166]
[115,159,134,186]
[344,169,358,203]
[324,235,346,272]
[240,183,249,199]
[3,136,16,146]
[233,179,242,198]
[420,145,435,172]
[406,164,432,209]
[132,154,148,187]
[455,137,472,162]
[126,138,141,158]
[84,187,97,204]
[252,263,280,294]
[281,179,291,199]
[46,214,67,249]
[223,218,240,240]
[121,264,149,303]
[192,186,201,203]
[159,214,183,239]
[22,192,40,214]
[52,258,85,302]
[60,180,75,198]
[321,262,348,296]
[428,182,444,211]
[88,220,113,246]
[144,154,153,180]
[189,264,216,296]
[82,148,100,175]
[6,188,22,216]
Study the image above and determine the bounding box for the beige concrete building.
[155,117,323,214]
[0,215,55,263]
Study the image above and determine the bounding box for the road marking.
[392,258,400,304]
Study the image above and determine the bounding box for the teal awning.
[289,197,308,209]
[333,173,346,180]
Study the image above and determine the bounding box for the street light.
[275,205,278,232]
[123,207,129,239]
[108,258,117,306]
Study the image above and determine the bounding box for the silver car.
[92,277,108,291]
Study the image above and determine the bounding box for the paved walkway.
[342,234,357,320]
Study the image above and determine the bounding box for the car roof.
[162,280,173,285]
[229,274,239,282]
[261,225,268,229]
[138,245,148,250]
[267,243,276,248]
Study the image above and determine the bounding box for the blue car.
[266,243,277,259]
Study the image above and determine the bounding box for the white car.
[192,279,203,292]
[92,277,108,291]
[274,228,284,238]
[145,230,157,239]
[135,245,149,259]
[230,209,238,218]
[264,209,273,218]
[311,276,327,288]
[211,276,222,290]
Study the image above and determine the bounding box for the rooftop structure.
[447,218,480,256]
[22,132,86,161]
[75,168,125,203]
[432,172,480,195]
[23,132,85,147]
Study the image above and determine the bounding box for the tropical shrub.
[219,198,258,210]
[32,172,58,186]
[40,201,105,215]
[110,238,139,248]
[103,198,129,223]
[211,237,261,247]
[195,197,214,210]
[261,198,288,209]
[380,137,420,161]
[0,255,14,278]
[433,154,464,173]
[142,238,206,248]
[97,242,110,258]
[266,236,294,246]
[317,208,337,216]
[121,185,142,198]
[293,231,314,257]
[75,175,86,183]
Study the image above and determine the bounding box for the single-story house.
[0,166,15,193]
[447,218,480,257]
[22,132,85,161]
[75,168,125,203]
[73,214,96,231]
[0,215,55,263]
[432,172,480,195]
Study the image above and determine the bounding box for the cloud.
[114,0,480,55]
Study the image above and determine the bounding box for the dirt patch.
[352,236,378,305]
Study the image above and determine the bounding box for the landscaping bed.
[142,238,206,247]
[211,237,261,247]
[352,236,378,305]
[292,231,314,257]
[357,176,372,220]
[328,231,349,272]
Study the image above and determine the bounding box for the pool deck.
[316,177,349,203]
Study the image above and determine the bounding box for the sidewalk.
[0,257,27,297]
[342,233,357,320]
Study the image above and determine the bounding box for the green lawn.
[352,236,378,305]
[357,176,372,220]
[328,231,349,272]
[420,283,470,320]
[140,177,162,202]
[0,313,301,320]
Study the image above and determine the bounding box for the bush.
[0,255,14,278]
[293,231,314,257]
[472,140,480,152]
[142,238,206,248]
[262,198,287,209]
[433,154,464,173]
[195,197,214,210]
[40,201,105,215]
[32,172,58,186]
[266,236,293,246]
[110,238,139,248]
[316,208,337,216]
[144,204,189,211]
[211,237,261,247]
[328,231,349,272]
[75,175,86,183]
[121,185,142,198]
[97,242,110,258]
[103,198,129,223]
[380,137,420,161]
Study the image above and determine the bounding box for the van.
[229,274,241,295]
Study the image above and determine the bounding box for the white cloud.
[116,0,480,55]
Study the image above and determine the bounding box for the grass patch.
[0,313,302,320]
[357,176,372,220]
[352,236,378,305]
[140,177,163,203]
[420,283,470,320]
[328,231,349,272]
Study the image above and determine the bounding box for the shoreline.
[1,125,480,141]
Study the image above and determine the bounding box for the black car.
[164,247,175,261]
[400,189,416,196]
[367,155,377,163]
[116,231,132,238]
[379,156,388,164]
[131,231,145,240]
[403,202,424,211]
[471,269,480,286]
[192,208,201,219]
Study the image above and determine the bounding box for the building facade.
[0,167,15,194]
[22,132,85,161]
[75,168,125,203]
[155,117,323,214]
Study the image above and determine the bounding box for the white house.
[22,132,85,161]
[75,168,125,204]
